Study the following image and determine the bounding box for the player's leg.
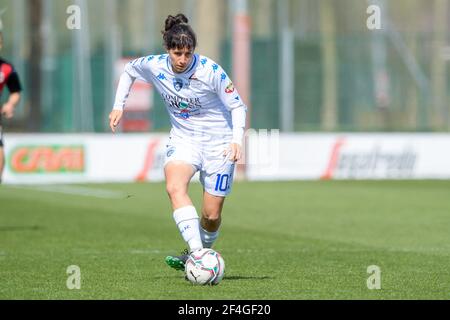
[165,160,203,251]
[199,148,236,249]
[200,191,225,248]
[164,147,204,271]
[165,161,195,210]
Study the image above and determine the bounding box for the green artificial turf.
[1,181,449,299]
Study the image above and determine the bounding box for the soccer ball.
[185,248,225,286]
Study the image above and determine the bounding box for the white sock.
[173,206,203,252]
[200,227,219,249]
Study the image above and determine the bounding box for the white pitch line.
[8,185,128,199]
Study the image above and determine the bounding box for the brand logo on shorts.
[167,147,175,158]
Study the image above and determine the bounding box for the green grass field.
[1,180,450,300]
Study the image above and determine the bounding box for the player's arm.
[109,71,135,132]
[228,104,247,162]
[109,57,152,133]
[1,72,22,119]
[212,67,248,162]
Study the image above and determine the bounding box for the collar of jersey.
[166,54,198,78]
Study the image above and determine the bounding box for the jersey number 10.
[215,174,231,192]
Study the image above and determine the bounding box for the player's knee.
[166,183,187,199]
[202,211,221,224]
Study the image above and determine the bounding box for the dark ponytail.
[162,14,197,50]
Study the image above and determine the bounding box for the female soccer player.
[109,14,247,271]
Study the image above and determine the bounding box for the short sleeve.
[6,71,22,93]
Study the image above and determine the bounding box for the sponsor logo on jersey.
[179,111,190,119]
[178,101,191,119]
[161,93,202,120]
[9,145,85,174]
[189,74,202,89]
[225,82,235,94]
[157,73,167,81]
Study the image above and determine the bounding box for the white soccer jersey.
[113,54,247,145]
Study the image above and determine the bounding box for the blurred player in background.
[0,27,23,184]
[109,14,247,271]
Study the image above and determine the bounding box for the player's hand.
[224,143,242,162]
[1,103,15,119]
[109,109,123,133]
